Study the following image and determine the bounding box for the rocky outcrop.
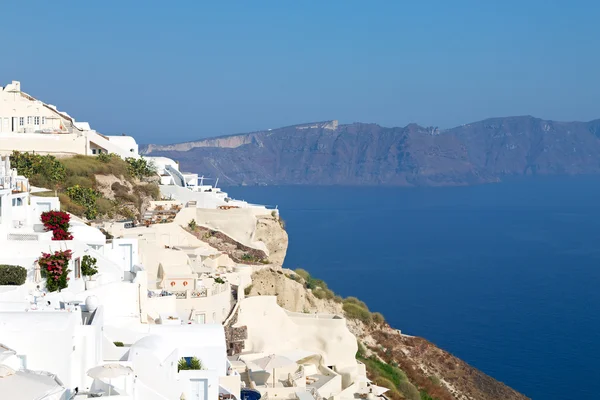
[253,215,288,268]
[142,116,600,186]
[247,268,341,314]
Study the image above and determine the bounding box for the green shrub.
[356,340,367,358]
[134,183,160,199]
[66,185,100,220]
[113,341,124,347]
[126,157,156,179]
[358,355,408,392]
[374,377,398,392]
[81,255,98,277]
[111,181,130,197]
[61,154,130,180]
[188,219,197,230]
[372,312,386,325]
[429,375,441,386]
[97,197,115,217]
[97,153,118,163]
[343,303,372,323]
[420,389,438,400]
[58,193,86,216]
[178,357,203,371]
[344,296,369,310]
[10,151,66,187]
[0,265,27,285]
[313,287,335,300]
[399,381,420,400]
[294,268,310,281]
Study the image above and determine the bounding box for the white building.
[0,81,139,159]
[146,155,273,211]
[0,158,241,399]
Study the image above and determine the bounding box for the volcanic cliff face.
[141,116,600,186]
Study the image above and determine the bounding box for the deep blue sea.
[226,178,600,400]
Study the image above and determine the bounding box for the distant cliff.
[141,117,600,186]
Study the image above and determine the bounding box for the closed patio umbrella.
[157,263,165,289]
[87,363,133,396]
[34,263,42,284]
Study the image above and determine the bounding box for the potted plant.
[81,254,99,290]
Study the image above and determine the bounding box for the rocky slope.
[142,116,600,186]
[246,268,529,400]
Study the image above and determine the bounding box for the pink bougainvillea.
[41,211,73,241]
[38,249,72,292]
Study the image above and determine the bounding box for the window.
[74,257,81,279]
[34,116,40,125]
[41,116,46,125]
[12,198,23,207]
[19,117,24,126]
[27,116,31,125]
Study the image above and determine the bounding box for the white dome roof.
[70,224,106,245]
[128,335,174,363]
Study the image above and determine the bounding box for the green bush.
[188,219,197,230]
[126,157,156,179]
[134,183,160,199]
[0,265,27,285]
[399,381,420,400]
[178,357,203,371]
[61,154,130,180]
[374,377,400,393]
[372,312,386,325]
[97,153,118,163]
[294,268,310,281]
[64,175,95,189]
[344,296,369,310]
[356,340,367,358]
[429,375,441,386]
[97,197,115,217]
[81,255,98,277]
[358,355,408,392]
[420,389,438,400]
[58,193,87,216]
[66,185,100,220]
[343,303,372,324]
[113,341,124,347]
[10,151,66,187]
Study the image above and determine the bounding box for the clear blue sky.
[1,0,598,144]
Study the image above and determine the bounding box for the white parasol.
[250,354,295,387]
[87,363,133,396]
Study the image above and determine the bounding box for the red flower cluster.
[41,211,73,241]
[38,249,72,292]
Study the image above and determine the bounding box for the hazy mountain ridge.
[141,116,600,186]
